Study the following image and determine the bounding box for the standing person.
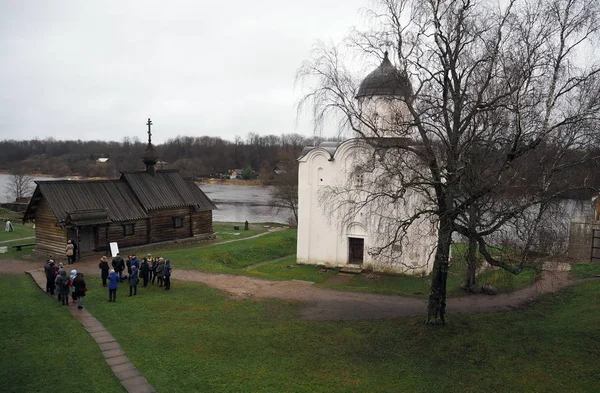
[70,269,78,303]
[112,253,125,282]
[65,240,75,265]
[129,265,139,296]
[140,258,150,287]
[55,262,65,302]
[107,269,119,302]
[72,241,78,263]
[130,254,139,270]
[5,220,14,232]
[126,255,132,282]
[148,255,155,284]
[98,256,110,287]
[155,258,165,287]
[163,259,172,290]
[44,259,56,295]
[72,272,87,309]
[55,270,70,306]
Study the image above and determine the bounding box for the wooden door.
[78,227,95,253]
[348,237,364,265]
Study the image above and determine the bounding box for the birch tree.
[298,0,600,324]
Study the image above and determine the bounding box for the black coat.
[73,276,87,297]
[99,261,110,277]
[112,257,124,272]
[140,261,150,278]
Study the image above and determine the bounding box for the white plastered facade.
[296,65,438,274]
[296,138,438,275]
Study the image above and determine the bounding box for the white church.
[296,52,438,275]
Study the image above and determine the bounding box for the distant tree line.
[0,133,337,180]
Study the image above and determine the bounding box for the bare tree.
[268,151,300,225]
[298,0,600,324]
[6,171,34,201]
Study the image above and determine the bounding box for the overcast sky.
[0,0,373,144]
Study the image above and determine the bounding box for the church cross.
[146,118,153,144]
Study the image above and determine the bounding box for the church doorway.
[348,237,364,265]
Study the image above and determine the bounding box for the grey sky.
[0,0,367,144]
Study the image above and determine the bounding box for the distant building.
[97,157,109,163]
[23,119,217,258]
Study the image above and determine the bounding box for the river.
[0,174,293,224]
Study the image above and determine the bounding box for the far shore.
[0,171,267,186]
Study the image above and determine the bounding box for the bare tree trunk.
[427,217,452,325]
[466,235,478,289]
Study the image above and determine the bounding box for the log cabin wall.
[34,197,67,259]
[97,219,149,250]
[149,208,193,243]
[192,210,213,235]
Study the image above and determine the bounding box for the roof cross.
[146,118,153,144]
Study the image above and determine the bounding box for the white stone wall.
[356,96,412,138]
[297,138,437,275]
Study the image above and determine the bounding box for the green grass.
[248,256,339,282]
[247,257,537,298]
[571,263,600,279]
[80,275,600,393]
[0,239,37,260]
[161,228,297,272]
[0,222,34,242]
[212,222,274,241]
[0,275,125,393]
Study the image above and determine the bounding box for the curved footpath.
[26,269,156,393]
[171,269,586,320]
[2,253,595,321]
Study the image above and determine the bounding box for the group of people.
[44,257,87,309]
[98,253,173,302]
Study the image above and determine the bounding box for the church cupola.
[355,52,413,138]
[356,51,412,100]
[141,118,159,176]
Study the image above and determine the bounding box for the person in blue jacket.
[108,269,119,302]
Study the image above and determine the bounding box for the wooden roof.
[23,170,216,225]
[120,170,217,211]
[24,180,149,224]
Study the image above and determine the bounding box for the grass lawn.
[0,222,34,242]
[248,257,538,298]
[163,228,296,272]
[0,222,36,261]
[80,275,600,393]
[158,230,538,298]
[213,222,276,241]
[571,263,600,279]
[0,275,124,393]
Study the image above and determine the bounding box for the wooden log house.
[23,119,217,259]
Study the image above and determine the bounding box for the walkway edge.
[25,269,157,393]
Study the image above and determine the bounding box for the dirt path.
[3,245,595,320]
[172,269,587,320]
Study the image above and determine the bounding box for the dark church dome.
[142,143,159,166]
[356,52,412,99]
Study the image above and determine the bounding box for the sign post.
[109,242,119,258]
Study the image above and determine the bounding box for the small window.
[123,224,135,236]
[172,217,184,228]
[355,173,364,187]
